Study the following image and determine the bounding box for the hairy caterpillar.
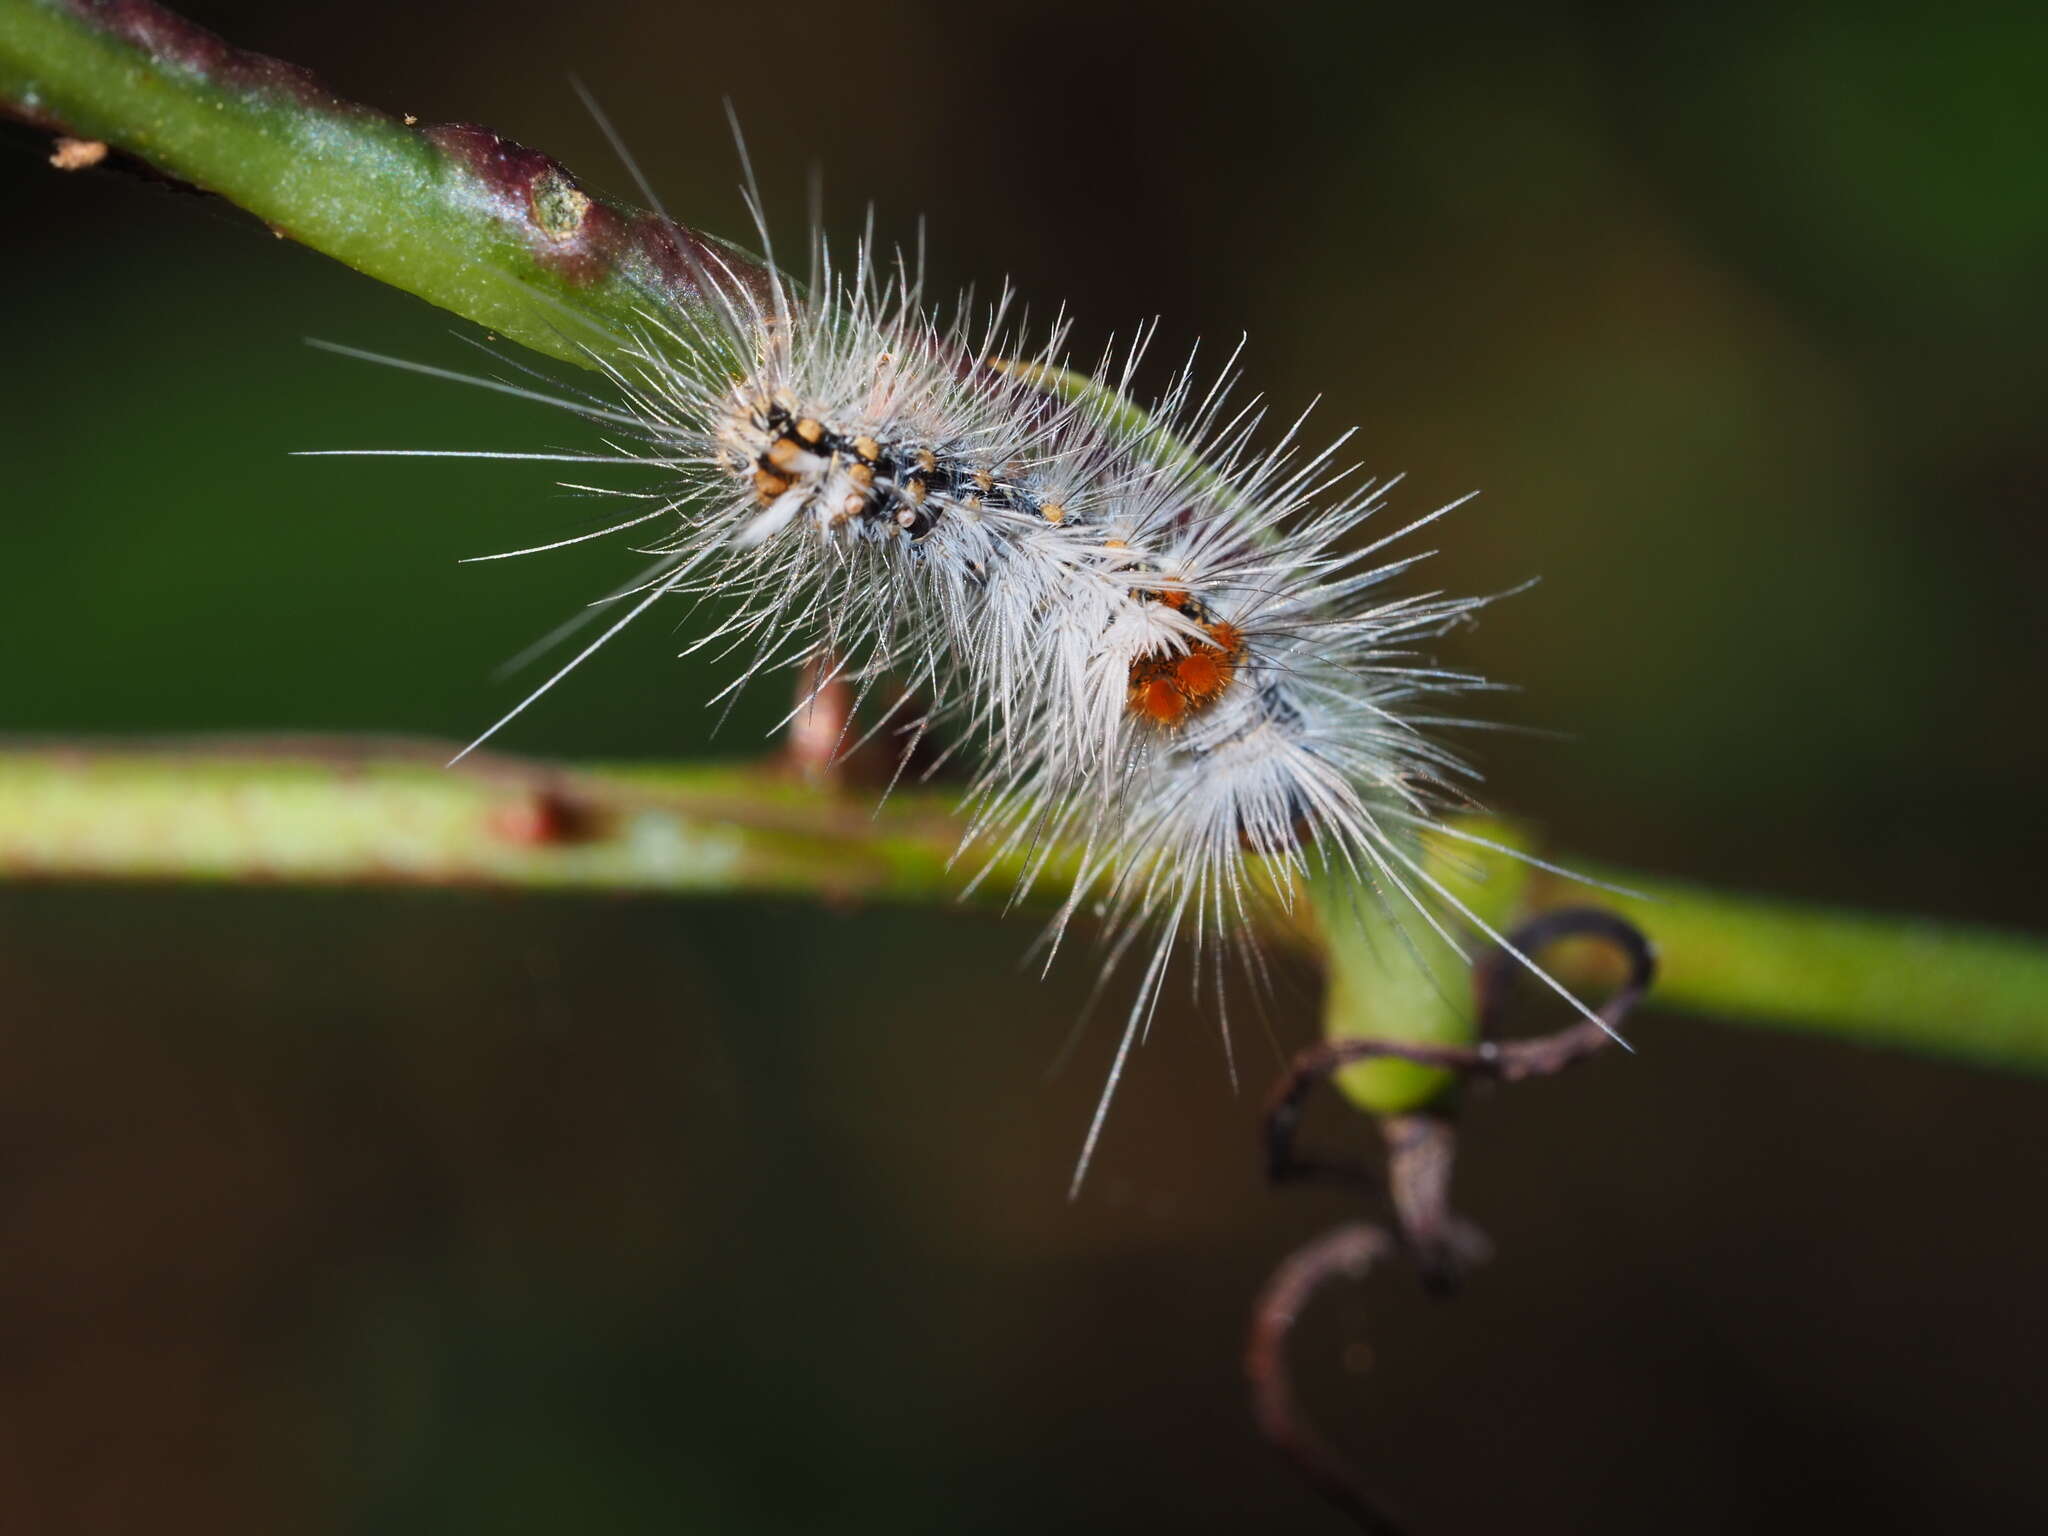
[313,115,1619,1191]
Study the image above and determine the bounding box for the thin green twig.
[0,0,767,365]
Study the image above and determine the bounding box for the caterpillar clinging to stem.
[298,97,1627,1193]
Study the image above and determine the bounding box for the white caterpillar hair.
[311,125,1619,1191]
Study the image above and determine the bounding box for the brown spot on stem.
[489,789,593,846]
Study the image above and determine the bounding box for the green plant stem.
[0,0,767,365]
[1561,866,2048,1078]
[1311,824,1540,1114]
[2,741,2044,1085]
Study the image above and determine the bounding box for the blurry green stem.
[2,741,2044,1091]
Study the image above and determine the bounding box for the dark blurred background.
[3,1,2045,1530]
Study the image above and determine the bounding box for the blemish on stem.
[488,788,595,846]
[528,166,591,242]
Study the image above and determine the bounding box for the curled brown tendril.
[1247,906,1656,1532]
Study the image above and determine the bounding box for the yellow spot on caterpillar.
[1041,501,1066,524]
